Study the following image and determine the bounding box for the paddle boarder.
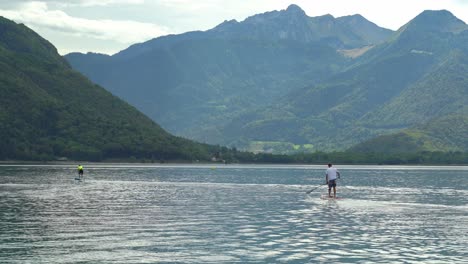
[77,164,84,179]
[326,163,340,198]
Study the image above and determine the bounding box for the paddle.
[305,183,326,194]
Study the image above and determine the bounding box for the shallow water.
[0,164,467,263]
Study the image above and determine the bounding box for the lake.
[0,164,467,263]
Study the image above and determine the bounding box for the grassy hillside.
[359,42,468,127]
[349,114,468,153]
[0,17,220,161]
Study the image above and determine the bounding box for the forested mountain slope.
[0,17,219,161]
[349,114,468,153]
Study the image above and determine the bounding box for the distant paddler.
[77,164,84,179]
[325,163,340,198]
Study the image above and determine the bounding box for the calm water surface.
[0,164,467,263]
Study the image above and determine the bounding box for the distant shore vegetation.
[1,149,466,165]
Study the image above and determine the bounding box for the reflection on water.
[0,165,467,263]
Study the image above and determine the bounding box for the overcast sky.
[1,0,467,55]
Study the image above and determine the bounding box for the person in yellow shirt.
[77,165,84,179]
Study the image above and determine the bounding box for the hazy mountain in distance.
[65,4,393,147]
[209,4,392,48]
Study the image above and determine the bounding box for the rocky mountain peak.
[402,10,467,33]
[285,4,307,16]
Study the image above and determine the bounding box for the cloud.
[157,0,220,12]
[61,0,145,7]
[7,0,145,7]
[0,1,170,45]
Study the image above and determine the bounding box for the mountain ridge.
[400,9,468,33]
[209,5,392,48]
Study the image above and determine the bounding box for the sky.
[0,0,467,55]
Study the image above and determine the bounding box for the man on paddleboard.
[326,163,340,198]
[77,164,84,179]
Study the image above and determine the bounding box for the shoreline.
[0,161,467,170]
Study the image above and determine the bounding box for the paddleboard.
[320,195,343,200]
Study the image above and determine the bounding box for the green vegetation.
[350,114,468,153]
[222,151,468,165]
[290,151,468,165]
[0,17,236,162]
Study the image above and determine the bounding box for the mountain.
[0,16,222,161]
[210,4,391,48]
[65,6,466,153]
[219,9,468,152]
[65,4,392,146]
